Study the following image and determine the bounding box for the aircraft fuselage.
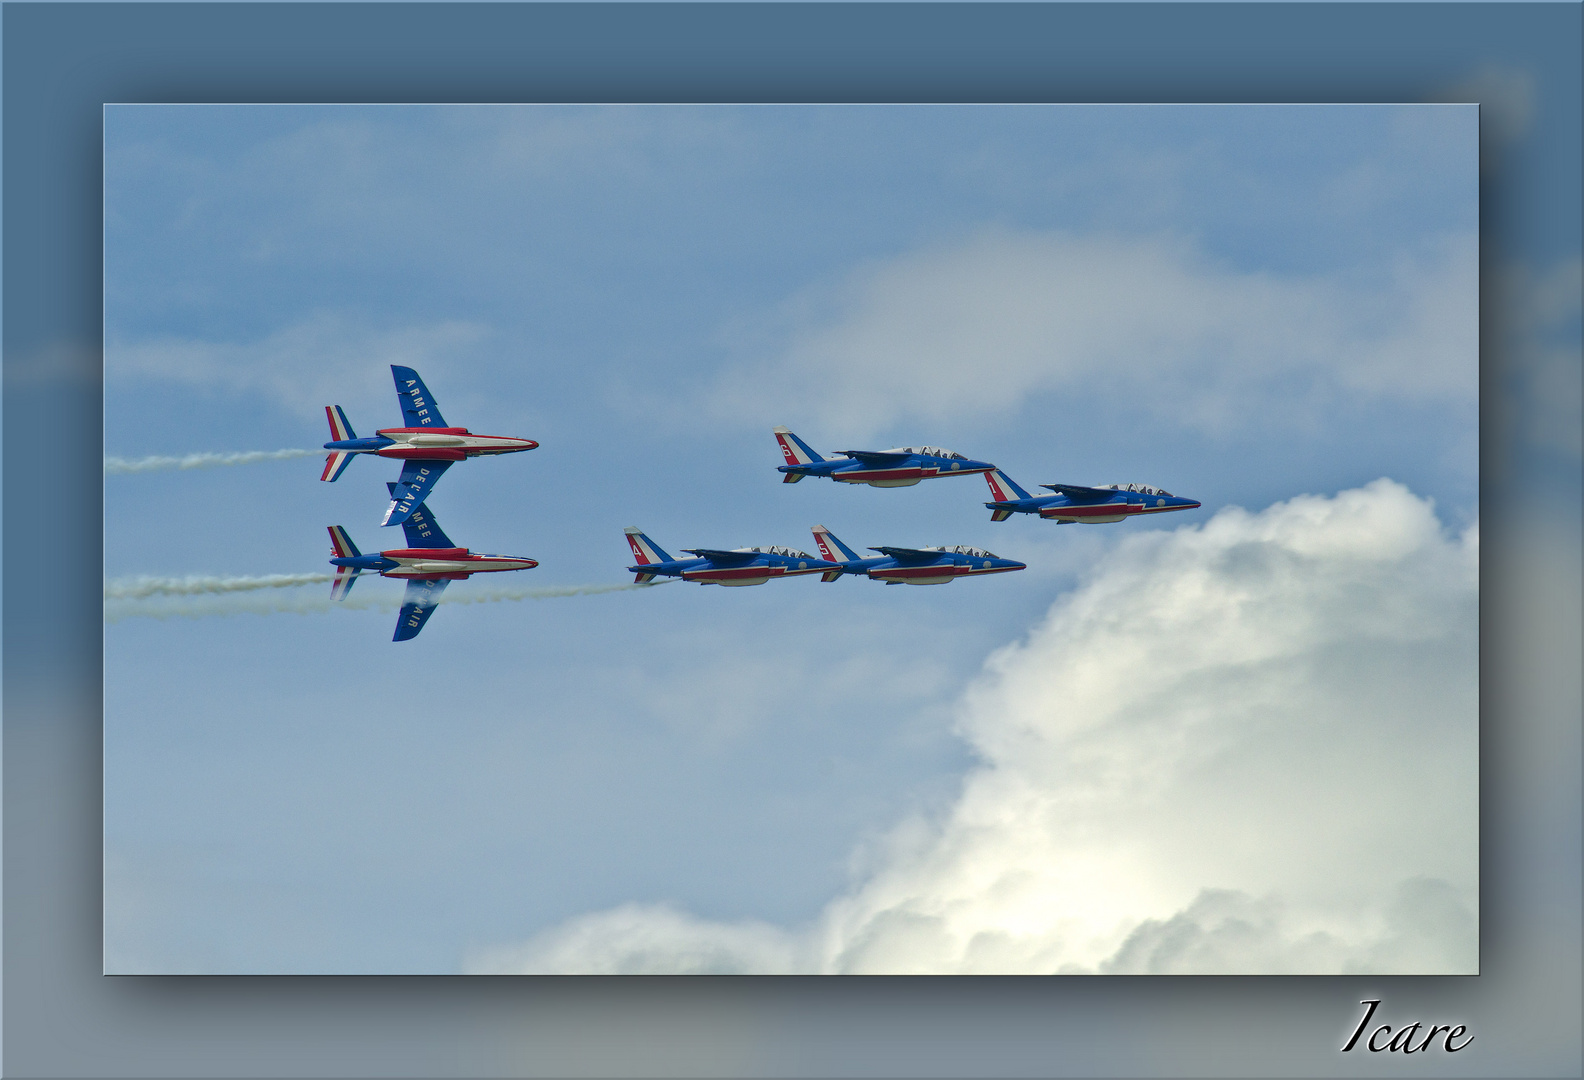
[325,427,538,459]
[331,547,538,580]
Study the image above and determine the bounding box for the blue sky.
[104,104,1482,974]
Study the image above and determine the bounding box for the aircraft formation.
[318,370,1200,639]
[322,367,542,640]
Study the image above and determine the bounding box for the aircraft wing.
[868,546,945,563]
[838,450,913,464]
[391,365,450,428]
[387,483,456,547]
[393,577,450,641]
[383,459,454,526]
[681,548,758,565]
[1039,483,1117,501]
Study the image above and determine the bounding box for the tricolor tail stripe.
[327,525,360,559]
[325,405,356,442]
[811,525,861,562]
[991,509,1014,522]
[623,527,673,565]
[773,427,823,466]
[985,469,1033,502]
[331,567,359,601]
[321,451,356,482]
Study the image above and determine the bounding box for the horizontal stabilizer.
[393,577,449,641]
[321,451,356,482]
[820,569,844,582]
[682,548,758,565]
[990,509,1014,522]
[781,471,804,483]
[331,566,361,601]
[1040,483,1115,501]
[634,572,657,584]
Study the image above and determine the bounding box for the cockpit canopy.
[739,545,816,559]
[926,545,999,558]
[1099,483,1172,496]
[884,446,965,460]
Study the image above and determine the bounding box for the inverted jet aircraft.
[328,486,539,641]
[810,525,1026,585]
[624,527,839,586]
[321,365,538,526]
[773,427,995,487]
[983,470,1202,523]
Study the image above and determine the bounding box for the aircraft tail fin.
[773,427,824,468]
[327,525,362,600]
[811,524,862,563]
[624,527,673,566]
[325,405,357,442]
[327,525,361,560]
[985,469,1033,502]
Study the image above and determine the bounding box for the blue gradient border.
[5,3,1580,1077]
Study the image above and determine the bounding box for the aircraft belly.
[684,566,776,584]
[871,566,964,584]
[836,467,926,487]
[1041,505,1130,522]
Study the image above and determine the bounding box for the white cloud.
[707,229,1477,442]
[469,479,1478,974]
[106,311,489,416]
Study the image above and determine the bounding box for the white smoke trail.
[106,573,335,599]
[105,448,320,474]
[104,575,665,623]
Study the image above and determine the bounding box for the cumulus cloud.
[105,311,488,415]
[470,479,1477,974]
[708,229,1476,441]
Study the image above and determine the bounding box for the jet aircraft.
[328,486,538,641]
[983,470,1202,523]
[624,527,839,586]
[773,427,995,487]
[810,525,1026,584]
[321,365,538,526]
